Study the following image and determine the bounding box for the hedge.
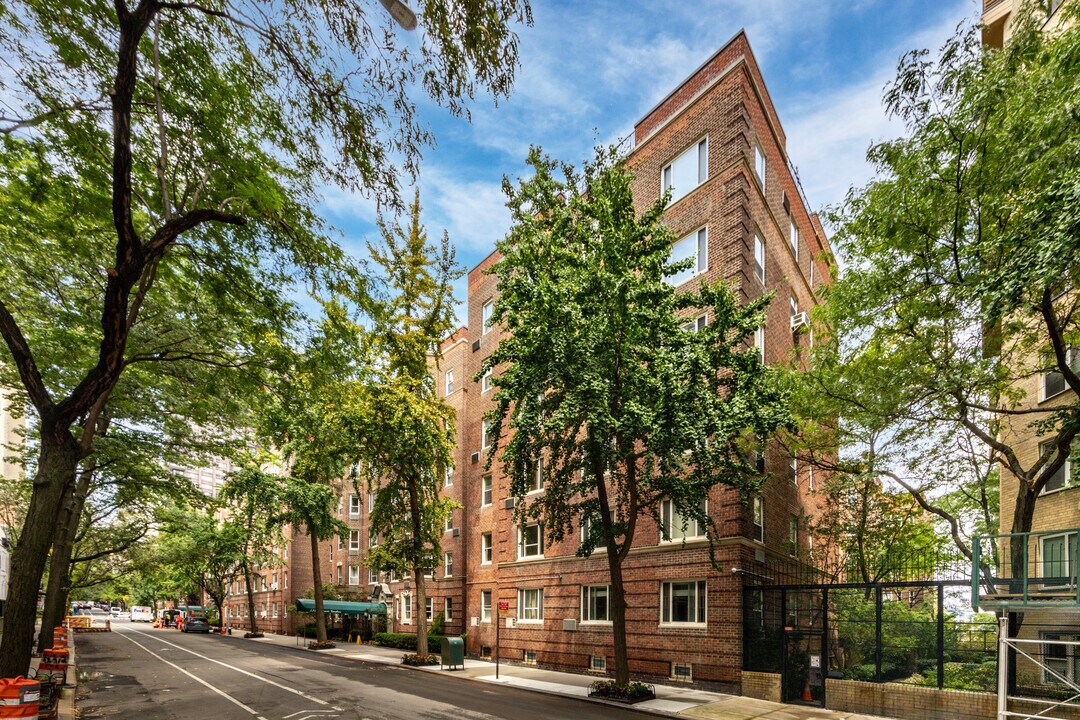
[372,632,444,654]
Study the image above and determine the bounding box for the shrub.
[588,680,655,703]
[372,632,444,653]
[401,653,439,666]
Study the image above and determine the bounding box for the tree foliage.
[485,146,791,685]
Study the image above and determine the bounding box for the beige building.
[983,0,1071,46]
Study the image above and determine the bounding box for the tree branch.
[0,299,53,412]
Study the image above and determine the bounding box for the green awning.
[294,598,387,616]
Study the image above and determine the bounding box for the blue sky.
[321,0,979,323]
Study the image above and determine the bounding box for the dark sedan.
[182,616,211,634]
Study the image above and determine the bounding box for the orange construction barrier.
[39,648,69,685]
[51,628,67,648]
[0,676,40,719]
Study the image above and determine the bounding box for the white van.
[130,606,153,622]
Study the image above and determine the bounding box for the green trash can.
[440,636,464,670]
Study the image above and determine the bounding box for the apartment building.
[983,0,1070,47]
[443,30,828,691]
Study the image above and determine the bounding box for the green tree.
[799,3,1080,593]
[353,191,460,660]
[0,0,531,675]
[484,147,791,686]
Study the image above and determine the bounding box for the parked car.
[109,606,122,616]
[182,616,211,634]
[130,606,153,622]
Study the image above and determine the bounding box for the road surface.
[76,620,651,719]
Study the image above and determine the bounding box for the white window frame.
[349,494,360,518]
[480,590,492,623]
[660,580,707,626]
[348,565,360,586]
[661,136,708,205]
[1039,532,1077,590]
[754,325,765,363]
[482,367,493,393]
[1040,632,1080,686]
[425,596,433,622]
[445,465,454,487]
[481,532,493,565]
[368,493,375,512]
[660,498,706,543]
[528,457,544,494]
[1041,347,1080,401]
[481,474,493,507]
[581,585,611,624]
[789,218,800,260]
[445,368,454,395]
[482,418,493,451]
[517,524,544,560]
[1039,440,1075,495]
[754,233,765,284]
[666,227,708,287]
[681,314,707,333]
[349,530,360,552]
[444,597,453,620]
[444,514,454,533]
[754,142,766,189]
[444,552,453,577]
[518,587,544,623]
[752,495,764,543]
[789,516,799,556]
[401,593,412,624]
[590,655,607,672]
[482,301,494,335]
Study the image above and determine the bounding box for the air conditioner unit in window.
[452,528,460,537]
[504,498,516,509]
[563,619,577,631]
[471,339,481,352]
[790,311,810,332]
[471,452,480,464]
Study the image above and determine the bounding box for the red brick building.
[235,29,832,692]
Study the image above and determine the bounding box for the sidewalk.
[240,632,892,720]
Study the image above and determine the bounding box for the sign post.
[497,600,509,679]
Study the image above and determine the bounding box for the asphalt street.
[76,618,654,720]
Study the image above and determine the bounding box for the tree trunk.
[243,560,261,636]
[38,463,94,653]
[310,528,328,644]
[414,571,428,659]
[0,428,82,677]
[593,449,630,686]
[1007,486,1038,634]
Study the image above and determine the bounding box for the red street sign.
[498,601,509,611]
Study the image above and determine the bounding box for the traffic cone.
[802,680,812,702]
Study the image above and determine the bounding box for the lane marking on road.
[282,712,339,718]
[120,625,342,711]
[115,630,270,720]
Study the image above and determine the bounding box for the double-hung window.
[1040,532,1077,590]
[528,457,544,493]
[789,219,800,260]
[660,498,706,542]
[482,301,494,334]
[1039,440,1075,494]
[666,227,708,287]
[445,465,454,487]
[789,516,799,556]
[582,585,610,623]
[348,565,360,586]
[481,590,492,622]
[754,325,765,363]
[754,233,765,284]
[481,532,493,565]
[349,530,360,552]
[518,588,543,622]
[754,143,766,189]
[1041,632,1080,685]
[751,495,764,543]
[445,369,454,395]
[482,419,493,451]
[444,597,453,620]
[482,367,494,393]
[482,474,493,506]
[518,524,544,559]
[444,552,453,577]
[660,580,706,625]
[681,314,707,333]
[401,594,412,623]
[349,494,360,518]
[425,596,433,621]
[1043,347,1080,400]
[662,137,708,205]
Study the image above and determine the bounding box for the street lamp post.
[378,0,418,31]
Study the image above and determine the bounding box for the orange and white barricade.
[0,676,40,719]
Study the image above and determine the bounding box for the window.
[790,294,798,318]
[789,516,799,555]
[445,465,454,487]
[368,493,375,512]
[481,532,493,564]
[660,580,706,625]
[349,565,360,586]
[1041,632,1080,685]
[349,494,360,517]
[1040,532,1077,589]
[444,514,454,533]
[1040,440,1075,494]
[681,314,707,333]
[523,650,537,664]
[336,565,343,585]
[581,507,615,543]
[445,369,454,395]
[426,596,433,622]
[748,589,764,627]
[444,552,453,577]
[402,593,412,623]
[481,590,492,622]
[1042,347,1080,400]
[672,662,693,682]
[444,597,453,620]
[789,218,799,260]
[482,367,494,393]
[518,524,544,559]
[482,301,494,334]
[754,142,766,188]
[582,585,610,623]
[754,325,765,363]
[368,529,378,548]
[660,498,706,542]
[752,495,764,543]
[662,137,708,204]
[590,656,607,672]
[482,419,493,450]
[482,474,493,506]
[273,603,279,618]
[788,454,797,484]
[667,227,708,287]
[349,530,360,552]
[754,233,765,284]
[528,457,544,493]
[518,588,543,622]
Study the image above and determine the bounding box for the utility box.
[440,636,464,671]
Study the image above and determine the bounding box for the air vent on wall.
[452,528,460,537]
[563,619,577,631]
[471,452,480,464]
[472,339,481,352]
[504,498,516,509]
